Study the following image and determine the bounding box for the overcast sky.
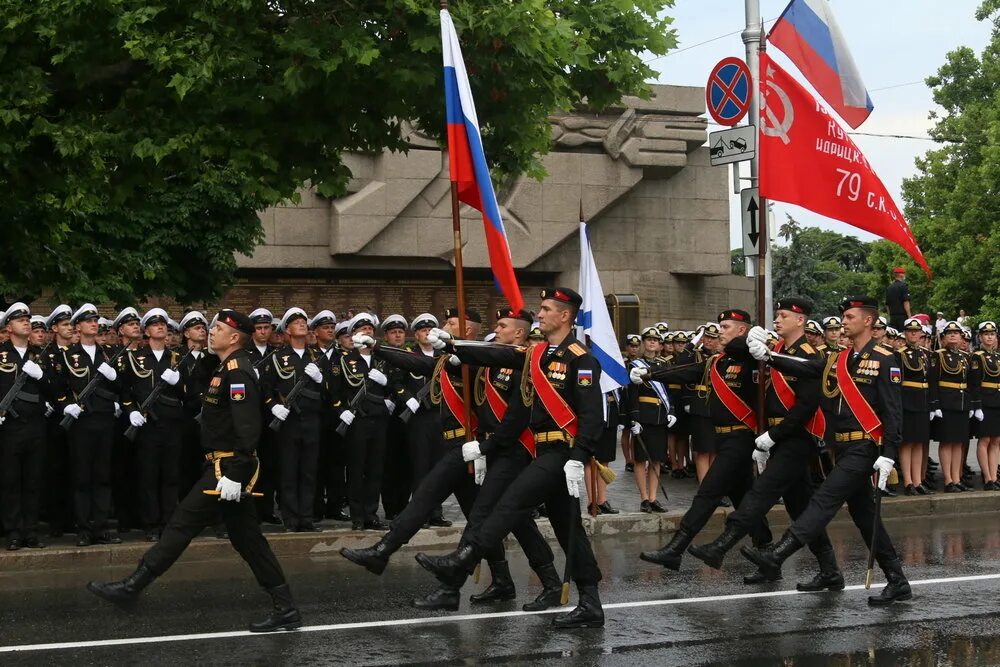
[646,0,993,248]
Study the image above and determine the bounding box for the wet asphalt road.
[2,511,1000,665]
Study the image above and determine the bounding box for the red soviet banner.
[758,52,931,277]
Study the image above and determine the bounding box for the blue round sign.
[706,57,752,126]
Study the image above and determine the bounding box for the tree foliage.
[0,0,677,304]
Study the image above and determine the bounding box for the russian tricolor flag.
[440,9,524,312]
[768,0,873,129]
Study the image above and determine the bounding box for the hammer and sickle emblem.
[761,64,794,145]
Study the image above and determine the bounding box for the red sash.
[484,371,535,457]
[529,342,578,438]
[834,350,883,443]
[770,341,826,439]
[709,356,758,431]
[440,368,477,434]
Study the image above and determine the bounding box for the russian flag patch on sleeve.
[889,368,901,384]
[230,383,246,401]
[578,369,593,387]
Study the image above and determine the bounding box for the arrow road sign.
[741,187,761,256]
[709,125,756,166]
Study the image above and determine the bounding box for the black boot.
[639,528,693,570]
[339,537,397,576]
[740,530,803,574]
[415,544,479,582]
[868,557,912,606]
[797,548,845,592]
[469,559,516,603]
[552,584,604,629]
[687,525,744,570]
[249,584,302,632]
[87,561,157,608]
[412,584,460,612]
[523,563,563,612]
[742,568,782,585]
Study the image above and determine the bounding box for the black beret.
[216,309,255,336]
[774,298,812,316]
[539,287,583,309]
[718,309,752,324]
[838,296,878,313]
[444,307,482,324]
[496,308,534,324]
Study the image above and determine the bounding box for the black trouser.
[2,416,46,539]
[43,417,73,532]
[462,445,554,571]
[789,439,899,565]
[144,457,285,589]
[278,415,321,528]
[679,429,772,545]
[255,426,279,521]
[136,419,183,530]
[345,415,387,523]
[179,415,204,497]
[112,413,138,531]
[313,420,332,519]
[381,416,411,519]
[469,443,602,586]
[70,412,115,534]
[324,430,348,517]
[726,433,834,554]
[383,443,503,562]
[406,411,444,521]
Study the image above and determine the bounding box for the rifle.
[1,341,58,421]
[59,345,129,430]
[399,380,432,424]
[268,348,333,432]
[195,347,276,425]
[123,348,194,441]
[335,382,369,436]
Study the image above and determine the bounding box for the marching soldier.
[899,318,933,495]
[930,321,976,492]
[974,321,1000,490]
[633,309,773,578]
[87,309,302,632]
[742,296,911,606]
[0,304,51,550]
[119,308,187,541]
[627,326,673,513]
[57,304,125,546]
[261,308,327,532]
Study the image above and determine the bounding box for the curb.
[4,492,1000,572]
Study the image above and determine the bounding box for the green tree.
[0,0,677,304]
[899,1,1000,321]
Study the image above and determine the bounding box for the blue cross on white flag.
[576,222,628,392]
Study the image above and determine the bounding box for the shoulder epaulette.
[874,346,893,357]
[567,343,587,357]
[226,359,239,371]
[801,342,815,354]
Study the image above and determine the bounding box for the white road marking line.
[4,572,999,653]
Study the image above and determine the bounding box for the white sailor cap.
[350,312,377,332]
[1,302,30,328]
[381,314,408,332]
[874,316,888,329]
[309,310,337,329]
[167,319,181,333]
[71,303,100,325]
[180,311,207,330]
[112,307,140,330]
[335,320,350,337]
[278,307,308,332]
[922,325,933,336]
[822,316,842,330]
[30,315,46,330]
[410,313,438,331]
[140,308,170,329]
[249,308,274,325]
[46,304,72,329]
[903,317,923,332]
[97,317,114,332]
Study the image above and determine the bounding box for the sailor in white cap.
[112,307,142,352]
[29,315,47,347]
[246,309,275,366]
[335,319,352,351]
[57,303,124,547]
[309,310,337,356]
[377,314,410,522]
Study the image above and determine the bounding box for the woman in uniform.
[930,321,976,492]
[974,322,1000,489]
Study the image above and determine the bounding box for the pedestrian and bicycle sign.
[709,125,756,166]
[706,57,753,126]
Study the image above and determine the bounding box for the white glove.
[630,421,643,435]
[352,333,375,349]
[752,448,770,474]
[44,402,53,417]
[975,409,985,422]
[629,367,647,384]
[0,415,4,426]
[216,476,243,502]
[405,397,420,414]
[160,368,180,386]
[114,402,122,418]
[384,398,396,413]
[97,362,117,382]
[128,411,146,428]
[755,431,776,452]
[367,368,388,386]
[474,456,487,486]
[448,354,461,367]
[691,329,705,347]
[683,405,691,414]
[970,410,975,418]
[873,456,895,491]
[748,339,770,361]
[21,359,43,380]
[564,460,585,498]
[747,326,768,344]
[63,403,82,420]
[271,404,290,421]
[666,414,677,428]
[462,440,482,462]
[339,410,355,426]
[304,362,323,384]
[427,327,451,350]
[932,409,943,420]
[616,424,625,434]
